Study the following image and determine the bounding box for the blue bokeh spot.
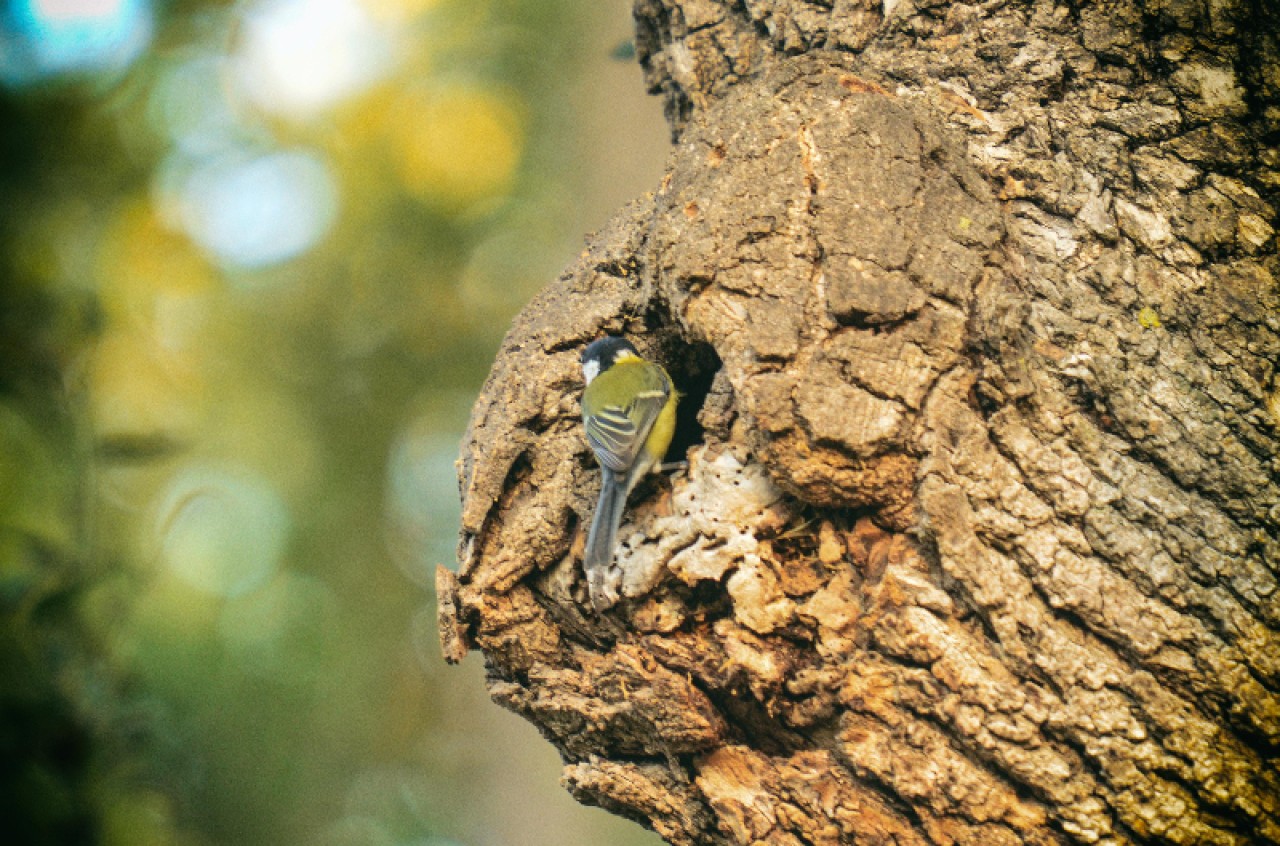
[1,0,152,85]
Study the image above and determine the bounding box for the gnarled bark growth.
[439,1,1280,843]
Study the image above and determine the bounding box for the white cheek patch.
[582,359,601,385]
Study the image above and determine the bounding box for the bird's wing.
[585,380,669,474]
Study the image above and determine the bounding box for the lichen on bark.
[439,1,1280,843]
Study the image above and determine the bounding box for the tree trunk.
[437,1,1280,843]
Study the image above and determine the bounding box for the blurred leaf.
[0,403,75,554]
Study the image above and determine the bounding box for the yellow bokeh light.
[88,329,207,444]
[389,85,524,210]
[364,0,443,23]
[96,200,216,323]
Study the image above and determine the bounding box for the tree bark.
[438,1,1280,844]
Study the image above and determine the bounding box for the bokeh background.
[0,0,669,843]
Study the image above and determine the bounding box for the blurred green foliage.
[0,0,663,843]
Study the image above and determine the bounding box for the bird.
[579,336,678,609]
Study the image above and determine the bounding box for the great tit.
[579,336,678,608]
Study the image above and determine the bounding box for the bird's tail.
[584,471,628,609]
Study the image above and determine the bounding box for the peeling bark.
[439,1,1280,843]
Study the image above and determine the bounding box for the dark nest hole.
[650,331,721,463]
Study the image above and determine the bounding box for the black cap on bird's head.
[581,336,639,384]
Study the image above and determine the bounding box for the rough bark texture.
[439,1,1280,844]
